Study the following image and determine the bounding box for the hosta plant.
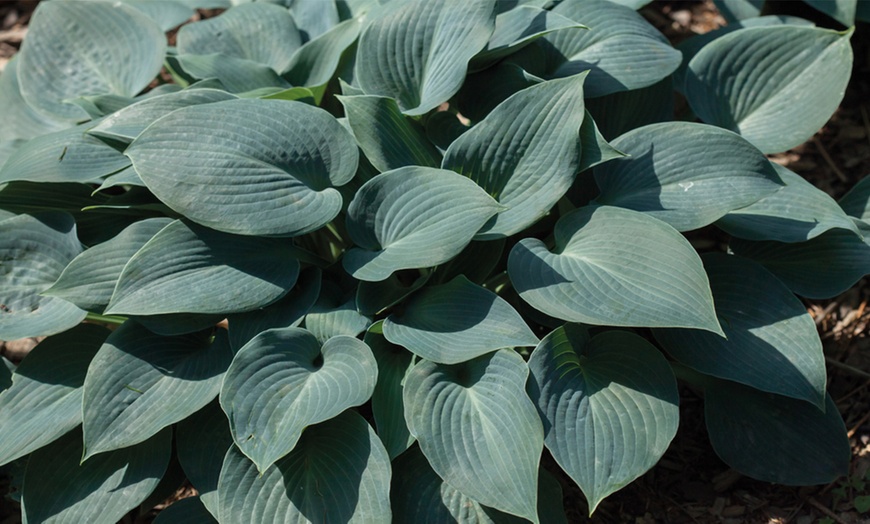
[0,0,867,522]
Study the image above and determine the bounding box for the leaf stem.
[85,312,127,325]
[483,271,511,294]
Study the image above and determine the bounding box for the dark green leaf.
[177,401,233,518]
[839,175,870,222]
[366,324,415,459]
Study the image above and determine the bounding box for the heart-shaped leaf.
[338,95,442,172]
[0,123,132,185]
[22,427,171,524]
[593,122,783,231]
[44,218,172,312]
[0,212,86,340]
[105,220,300,316]
[527,324,679,514]
[177,401,233,518]
[704,377,850,485]
[404,349,543,523]
[717,163,860,242]
[542,0,681,97]
[127,99,358,236]
[227,267,322,352]
[89,88,238,143]
[17,1,166,120]
[391,445,567,524]
[0,56,70,144]
[220,327,377,472]
[685,25,853,154]
[305,282,372,343]
[0,324,109,467]
[355,0,496,115]
[383,275,539,364]
[217,411,391,523]
[442,74,587,239]
[509,205,722,333]
[170,54,291,93]
[177,3,303,73]
[343,166,501,282]
[366,323,415,460]
[82,322,233,459]
[283,18,362,88]
[730,221,870,299]
[654,254,826,407]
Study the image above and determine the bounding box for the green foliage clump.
[0,0,867,522]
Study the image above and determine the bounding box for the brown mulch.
[2,1,870,523]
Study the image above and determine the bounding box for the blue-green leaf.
[82,322,233,459]
[283,18,362,88]
[0,324,109,467]
[442,75,587,239]
[593,122,783,231]
[304,282,371,344]
[717,163,860,242]
[839,175,870,222]
[685,25,853,154]
[105,220,300,316]
[543,0,681,97]
[0,56,70,144]
[654,254,826,407]
[0,212,86,340]
[17,1,166,120]
[127,99,358,237]
[355,0,496,115]
[220,327,376,472]
[509,205,722,333]
[22,427,171,524]
[804,0,856,26]
[170,54,291,93]
[527,324,679,514]
[44,218,173,312]
[217,411,391,523]
[366,324,415,459]
[343,166,501,282]
[404,349,543,523]
[383,275,538,364]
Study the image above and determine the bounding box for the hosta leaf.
[177,401,234,518]
[578,110,626,172]
[127,99,358,236]
[0,181,106,216]
[593,122,783,232]
[471,6,586,71]
[654,254,826,407]
[356,270,431,316]
[404,349,543,523]
[131,312,226,337]
[442,74,587,239]
[717,163,860,242]
[528,325,678,514]
[0,212,86,340]
[338,95,442,172]
[153,497,217,524]
[44,218,173,312]
[713,0,763,22]
[434,239,505,286]
[685,25,853,154]
[288,0,339,41]
[425,111,469,151]
[283,18,362,88]
[105,220,300,316]
[391,445,567,524]
[305,282,372,343]
[705,378,850,485]
[509,205,722,333]
[839,175,870,222]
[22,427,171,524]
[730,222,870,299]
[0,56,70,143]
[118,0,195,31]
[95,166,146,192]
[366,324,415,459]
[355,0,497,116]
[89,89,238,143]
[585,77,674,141]
[177,4,302,73]
[171,54,291,93]
[383,275,539,365]
[218,410,391,523]
[543,0,681,97]
[455,62,541,123]
[804,0,856,26]
[0,324,109,467]
[228,267,321,351]
[0,357,11,392]
[0,123,131,185]
[17,1,166,120]
[82,322,233,459]
[343,167,501,282]
[220,328,376,472]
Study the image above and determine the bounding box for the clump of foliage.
[0,0,868,522]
